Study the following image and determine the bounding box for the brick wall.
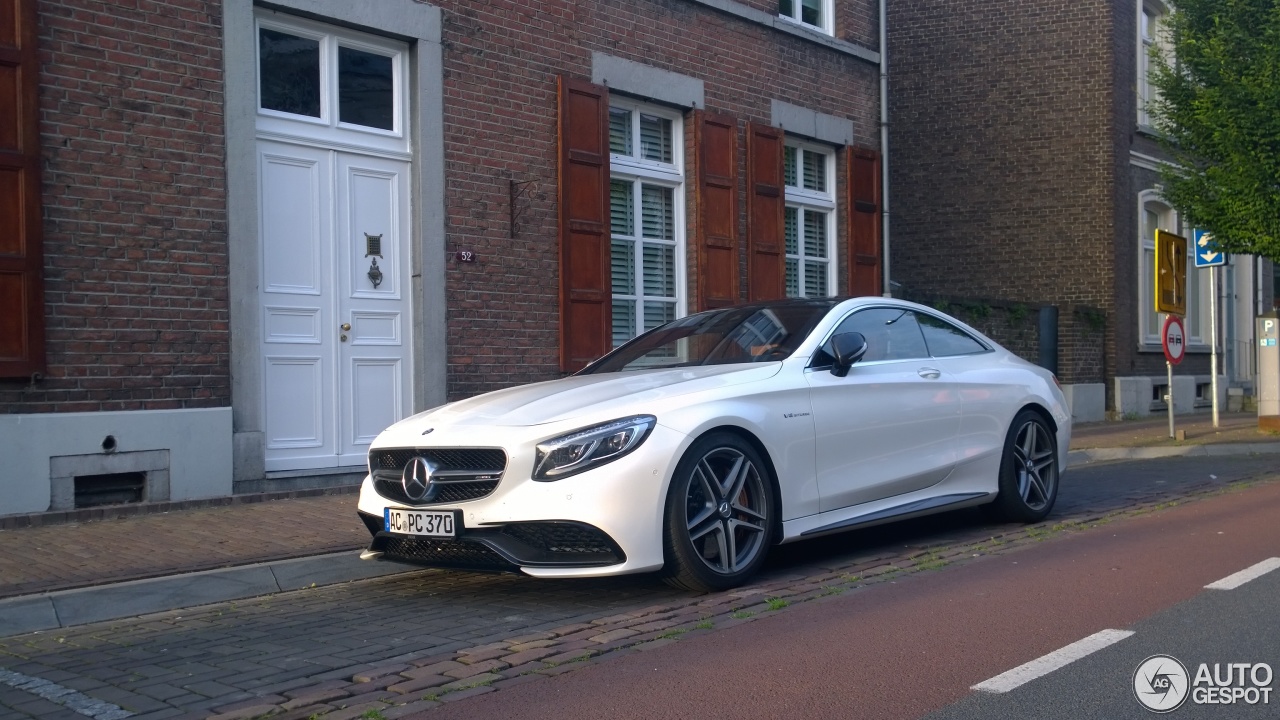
[887,0,1120,388]
[1,0,228,413]
[435,0,880,398]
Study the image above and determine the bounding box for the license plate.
[383,508,457,537]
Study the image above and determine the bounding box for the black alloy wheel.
[663,432,776,593]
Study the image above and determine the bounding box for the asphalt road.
[422,471,1280,720]
[0,455,1277,719]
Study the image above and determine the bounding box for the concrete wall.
[0,407,232,516]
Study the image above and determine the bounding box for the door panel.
[806,307,962,512]
[807,362,962,511]
[259,142,336,470]
[337,153,410,464]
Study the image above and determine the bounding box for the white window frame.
[778,0,834,36]
[1138,189,1208,350]
[254,11,409,154]
[783,139,837,298]
[608,98,686,346]
[1137,1,1169,128]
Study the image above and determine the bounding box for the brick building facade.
[886,0,1275,421]
[0,0,884,515]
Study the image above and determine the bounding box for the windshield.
[580,300,837,374]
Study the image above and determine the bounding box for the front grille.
[370,447,507,506]
[378,536,514,571]
[373,448,507,472]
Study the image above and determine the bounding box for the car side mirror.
[829,332,868,377]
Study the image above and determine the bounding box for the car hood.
[397,363,783,430]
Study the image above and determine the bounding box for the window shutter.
[0,0,45,378]
[848,146,882,297]
[557,76,612,372]
[746,123,785,301]
[695,112,739,310]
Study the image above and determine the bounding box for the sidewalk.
[1,412,1277,635]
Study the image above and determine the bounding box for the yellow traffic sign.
[1155,229,1187,316]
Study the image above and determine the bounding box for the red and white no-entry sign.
[1162,315,1185,365]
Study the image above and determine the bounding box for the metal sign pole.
[1168,360,1175,438]
[1210,265,1220,428]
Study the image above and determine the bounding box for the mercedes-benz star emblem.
[401,456,437,502]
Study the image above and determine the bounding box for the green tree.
[1147,0,1280,262]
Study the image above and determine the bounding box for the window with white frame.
[1138,2,1168,127]
[779,0,833,35]
[1139,192,1206,346]
[783,141,836,298]
[608,100,684,348]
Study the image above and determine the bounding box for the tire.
[662,432,776,593]
[992,409,1060,523]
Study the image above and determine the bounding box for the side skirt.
[797,492,993,538]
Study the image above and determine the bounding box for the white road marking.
[0,668,133,720]
[971,629,1135,694]
[1205,557,1280,590]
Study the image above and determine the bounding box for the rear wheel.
[662,433,775,593]
[993,409,1059,523]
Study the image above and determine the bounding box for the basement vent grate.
[74,472,146,508]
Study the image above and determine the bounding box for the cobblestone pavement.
[0,454,1276,720]
[0,493,367,600]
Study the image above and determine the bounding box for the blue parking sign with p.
[1193,229,1227,268]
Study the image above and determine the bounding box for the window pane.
[805,261,827,296]
[802,150,826,192]
[639,114,673,163]
[643,301,675,333]
[785,206,799,255]
[779,0,795,19]
[610,180,634,236]
[803,209,827,258]
[918,313,986,356]
[783,146,798,187]
[612,300,635,347]
[1143,246,1158,336]
[338,46,394,130]
[642,242,675,297]
[640,185,674,240]
[832,308,929,362]
[259,28,320,118]
[786,258,799,298]
[801,0,821,26]
[609,108,631,155]
[611,240,635,295]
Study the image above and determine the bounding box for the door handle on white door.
[918,367,941,379]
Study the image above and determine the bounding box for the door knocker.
[364,233,384,288]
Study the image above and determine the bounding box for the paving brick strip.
[203,471,1280,720]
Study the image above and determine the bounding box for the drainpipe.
[879,0,892,296]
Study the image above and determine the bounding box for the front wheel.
[992,409,1059,523]
[662,433,776,593]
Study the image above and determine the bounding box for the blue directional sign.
[1193,229,1228,268]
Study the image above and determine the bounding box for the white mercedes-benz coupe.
[358,297,1070,592]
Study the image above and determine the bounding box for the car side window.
[815,308,929,365]
[917,313,988,357]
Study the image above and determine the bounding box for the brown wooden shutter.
[848,146,883,297]
[746,123,785,301]
[694,112,739,310]
[556,76,611,372]
[0,0,45,378]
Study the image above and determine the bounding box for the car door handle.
[918,367,941,379]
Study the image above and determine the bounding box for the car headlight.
[533,415,656,481]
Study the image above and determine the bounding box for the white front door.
[252,12,414,472]
[258,142,411,471]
